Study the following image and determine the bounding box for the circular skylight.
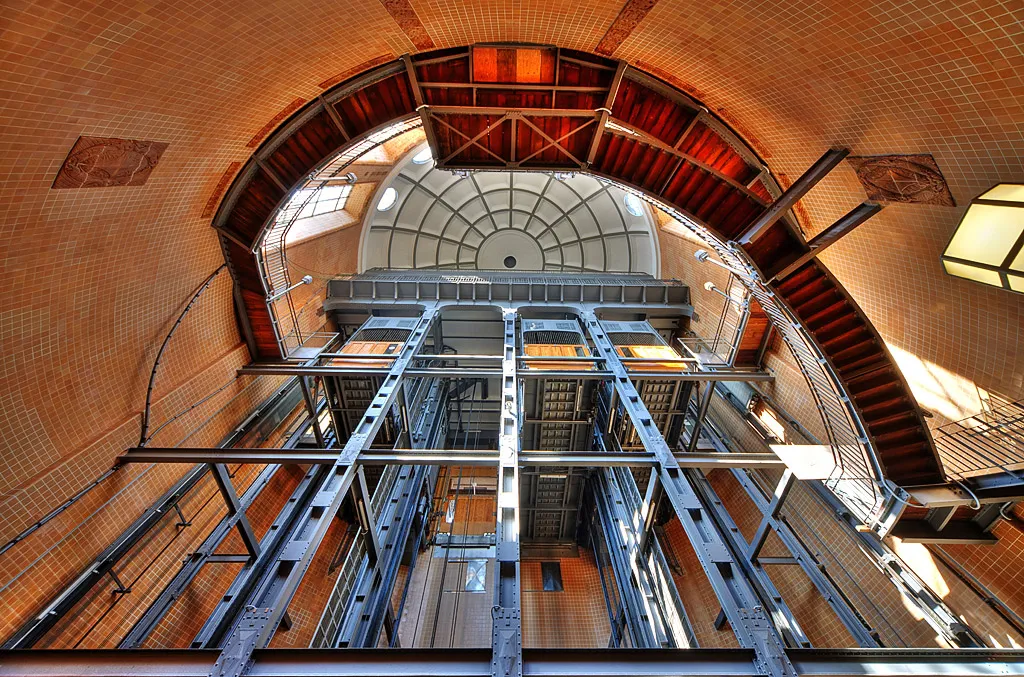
[624,193,644,217]
[412,147,433,164]
[377,186,398,211]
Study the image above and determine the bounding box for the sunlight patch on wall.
[886,344,985,424]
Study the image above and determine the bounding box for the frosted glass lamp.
[941,184,1024,293]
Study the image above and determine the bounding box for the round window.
[377,186,398,211]
[412,148,433,164]
[623,193,644,217]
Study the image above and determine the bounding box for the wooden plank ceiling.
[210,43,945,490]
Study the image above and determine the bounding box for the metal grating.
[353,328,411,343]
[608,332,661,346]
[524,331,583,346]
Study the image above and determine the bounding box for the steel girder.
[207,309,437,677]
[328,379,448,648]
[6,647,1024,677]
[492,309,523,677]
[118,447,785,469]
[578,310,797,677]
[2,379,304,651]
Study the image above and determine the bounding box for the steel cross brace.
[492,309,522,677]
[578,311,797,677]
[592,468,693,648]
[208,308,437,677]
[728,469,880,647]
[747,470,796,561]
[334,460,429,648]
[190,463,332,649]
[683,469,811,649]
[119,463,281,648]
[211,464,261,559]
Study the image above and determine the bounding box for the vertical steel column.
[579,311,796,677]
[492,309,522,677]
[208,309,437,677]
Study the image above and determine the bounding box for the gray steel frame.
[208,309,437,677]
[492,309,523,677]
[578,310,797,677]
[11,287,1019,677]
[6,647,1024,677]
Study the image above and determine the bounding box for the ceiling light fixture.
[941,184,1024,294]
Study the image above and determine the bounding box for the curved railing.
[256,117,423,356]
[634,190,890,530]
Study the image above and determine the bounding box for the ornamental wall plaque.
[52,136,169,189]
[847,154,955,206]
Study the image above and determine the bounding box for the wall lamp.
[268,275,313,302]
[704,281,745,308]
[941,184,1024,294]
[694,249,745,277]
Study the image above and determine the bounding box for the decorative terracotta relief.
[378,0,435,50]
[596,0,661,56]
[52,136,168,188]
[847,154,956,206]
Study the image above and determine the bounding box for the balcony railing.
[934,400,1024,483]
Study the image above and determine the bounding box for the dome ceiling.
[359,145,660,274]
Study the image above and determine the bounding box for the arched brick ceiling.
[2,1,1023,531]
[359,145,660,273]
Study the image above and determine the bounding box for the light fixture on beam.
[941,184,1024,294]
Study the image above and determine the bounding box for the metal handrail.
[934,401,1024,481]
[678,272,749,367]
[256,117,424,358]
[139,264,227,446]
[624,186,887,530]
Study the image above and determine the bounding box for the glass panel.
[942,259,1002,287]
[980,183,1024,203]
[944,204,1023,265]
[1011,244,1024,272]
[541,561,563,592]
[465,560,487,591]
[1008,273,1024,293]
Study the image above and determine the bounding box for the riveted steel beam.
[8,647,1024,677]
[207,309,437,677]
[492,309,522,677]
[578,310,797,677]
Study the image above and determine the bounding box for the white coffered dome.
[359,144,660,275]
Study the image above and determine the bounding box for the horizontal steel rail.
[117,447,784,468]
[5,648,1024,677]
[238,364,774,381]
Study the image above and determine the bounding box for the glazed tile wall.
[3,0,1024,652]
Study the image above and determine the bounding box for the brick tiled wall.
[521,552,612,648]
[4,0,1024,653]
